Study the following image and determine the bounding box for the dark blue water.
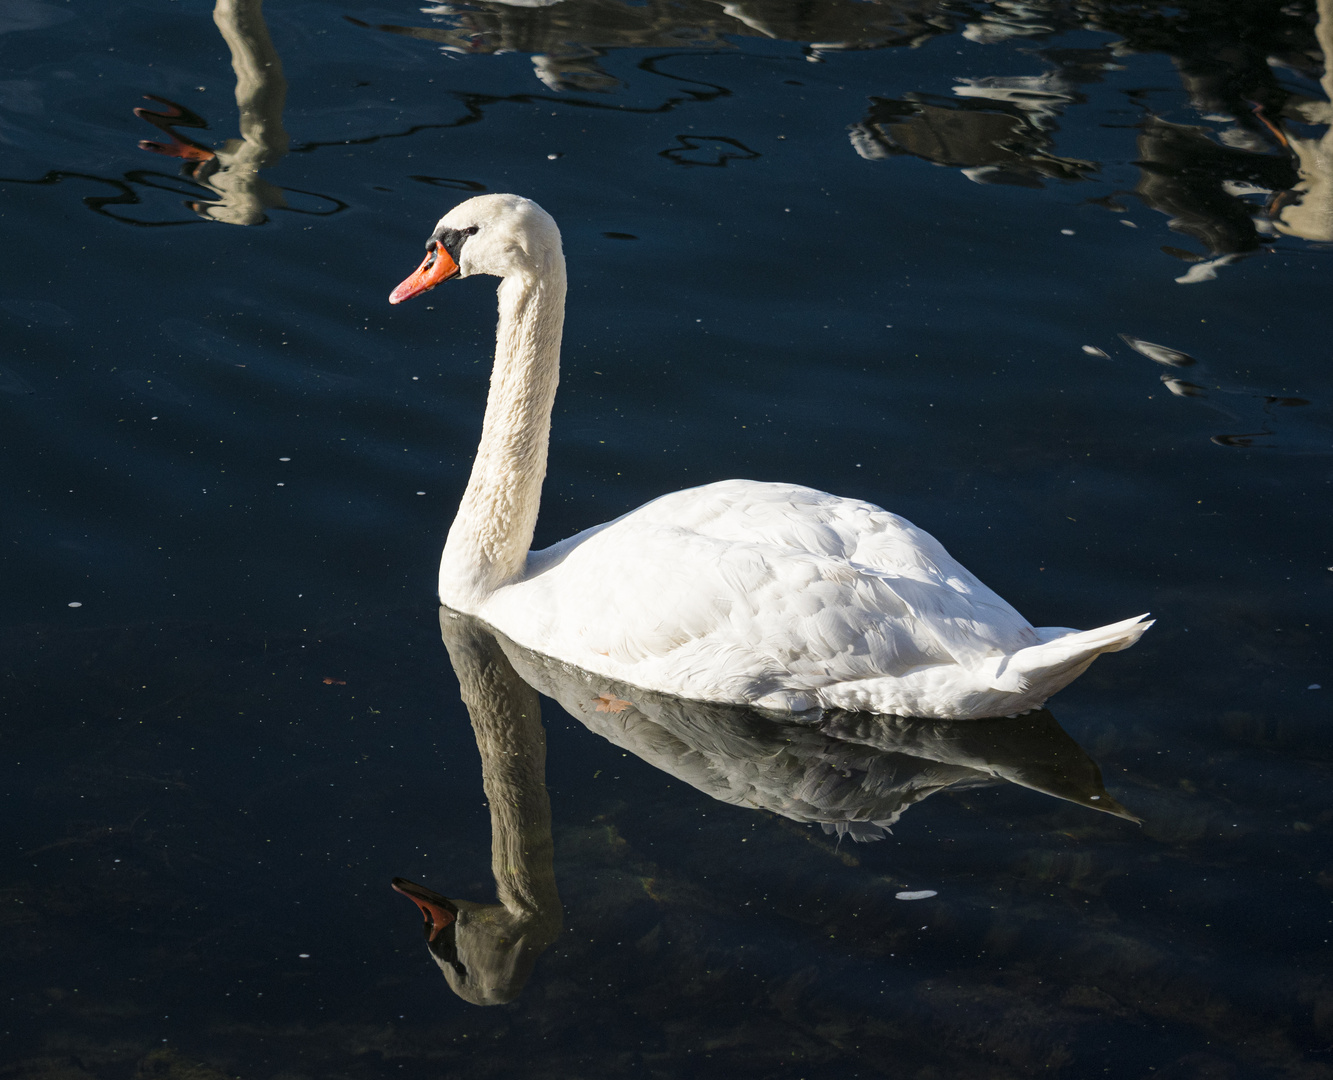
[2,0,1331,1076]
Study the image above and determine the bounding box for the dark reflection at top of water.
[5,0,1328,295]
[343,0,1333,279]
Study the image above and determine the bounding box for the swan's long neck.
[440,259,566,606]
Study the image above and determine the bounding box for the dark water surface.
[2,0,1331,1076]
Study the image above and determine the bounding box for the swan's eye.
[433,226,476,263]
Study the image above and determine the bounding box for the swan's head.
[389,193,562,304]
[392,876,557,1006]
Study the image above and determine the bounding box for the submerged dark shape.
[850,92,1095,185]
[1132,115,1297,258]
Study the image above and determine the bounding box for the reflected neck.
[440,263,566,606]
[441,612,560,923]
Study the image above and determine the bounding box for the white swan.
[389,193,1151,719]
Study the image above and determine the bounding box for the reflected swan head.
[393,876,550,1006]
[390,194,562,303]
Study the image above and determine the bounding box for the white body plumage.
[390,193,1150,720]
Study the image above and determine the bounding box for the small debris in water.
[896,890,937,901]
[1120,335,1197,367]
[1162,376,1206,398]
[1310,684,1322,690]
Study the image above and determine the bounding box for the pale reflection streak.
[135,0,341,225]
[194,0,290,224]
[401,608,1136,1005]
[1271,0,1333,243]
[136,0,288,224]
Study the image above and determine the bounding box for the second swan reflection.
[396,608,1137,1006]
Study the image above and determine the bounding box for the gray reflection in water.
[136,0,290,225]
[406,607,1136,1004]
[861,0,1333,278]
[398,607,562,1006]
[850,43,1112,186]
[194,0,291,224]
[849,90,1095,187]
[497,614,1139,837]
[365,0,1333,281]
[1271,0,1333,242]
[362,0,959,91]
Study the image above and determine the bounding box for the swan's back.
[478,480,1082,717]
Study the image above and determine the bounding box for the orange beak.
[389,242,459,305]
[391,877,457,942]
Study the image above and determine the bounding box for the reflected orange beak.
[389,242,459,305]
[391,877,457,942]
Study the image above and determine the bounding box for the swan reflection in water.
[132,0,341,227]
[135,0,289,225]
[396,607,1137,1005]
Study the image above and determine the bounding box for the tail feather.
[992,614,1153,693]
